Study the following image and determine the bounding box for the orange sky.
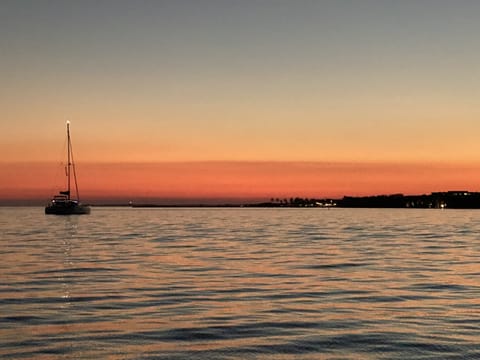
[2,161,480,205]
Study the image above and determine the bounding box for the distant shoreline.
[91,191,480,209]
[3,190,480,209]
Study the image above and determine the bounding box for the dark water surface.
[1,207,479,359]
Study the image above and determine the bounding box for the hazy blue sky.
[3,0,480,162]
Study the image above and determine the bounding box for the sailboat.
[45,121,91,215]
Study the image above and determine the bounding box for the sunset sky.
[2,0,480,204]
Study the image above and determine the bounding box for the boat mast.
[66,121,71,200]
[67,121,81,201]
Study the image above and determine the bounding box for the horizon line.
[2,189,478,206]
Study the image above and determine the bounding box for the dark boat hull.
[45,201,90,215]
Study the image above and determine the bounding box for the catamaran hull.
[45,203,91,215]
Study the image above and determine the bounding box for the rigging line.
[69,138,81,202]
[67,122,71,198]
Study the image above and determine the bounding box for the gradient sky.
[2,0,480,203]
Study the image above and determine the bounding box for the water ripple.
[1,207,479,359]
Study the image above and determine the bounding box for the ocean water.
[1,207,479,359]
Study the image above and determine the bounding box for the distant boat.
[45,121,90,215]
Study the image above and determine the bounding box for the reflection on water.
[1,207,480,359]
